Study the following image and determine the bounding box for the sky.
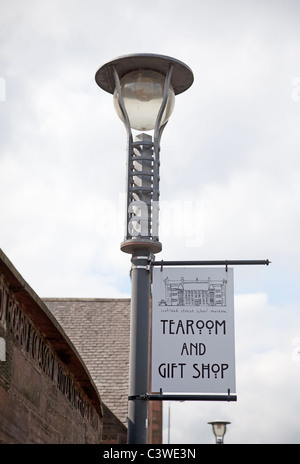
[0,0,300,444]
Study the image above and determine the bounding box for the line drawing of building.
[159,276,227,307]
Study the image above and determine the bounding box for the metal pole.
[95,54,194,445]
[153,259,271,267]
[127,251,151,444]
[121,132,162,444]
[168,402,171,444]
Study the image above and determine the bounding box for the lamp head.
[208,421,231,444]
[95,53,193,131]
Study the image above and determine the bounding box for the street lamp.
[208,420,231,444]
[95,53,193,444]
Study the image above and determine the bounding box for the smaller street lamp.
[208,420,231,444]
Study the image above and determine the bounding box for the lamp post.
[95,54,193,444]
[208,420,231,444]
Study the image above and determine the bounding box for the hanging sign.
[151,266,236,395]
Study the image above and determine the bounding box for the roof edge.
[0,249,103,417]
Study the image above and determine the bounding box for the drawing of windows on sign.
[159,276,227,307]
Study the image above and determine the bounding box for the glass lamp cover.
[212,423,226,438]
[113,69,175,131]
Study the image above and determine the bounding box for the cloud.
[0,0,300,443]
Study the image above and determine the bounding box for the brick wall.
[102,404,127,444]
[0,251,103,444]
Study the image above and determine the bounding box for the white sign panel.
[151,267,236,395]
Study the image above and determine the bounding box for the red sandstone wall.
[0,274,102,444]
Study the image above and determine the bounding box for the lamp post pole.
[128,250,152,443]
[95,54,193,444]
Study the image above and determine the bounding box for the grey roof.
[44,298,130,425]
